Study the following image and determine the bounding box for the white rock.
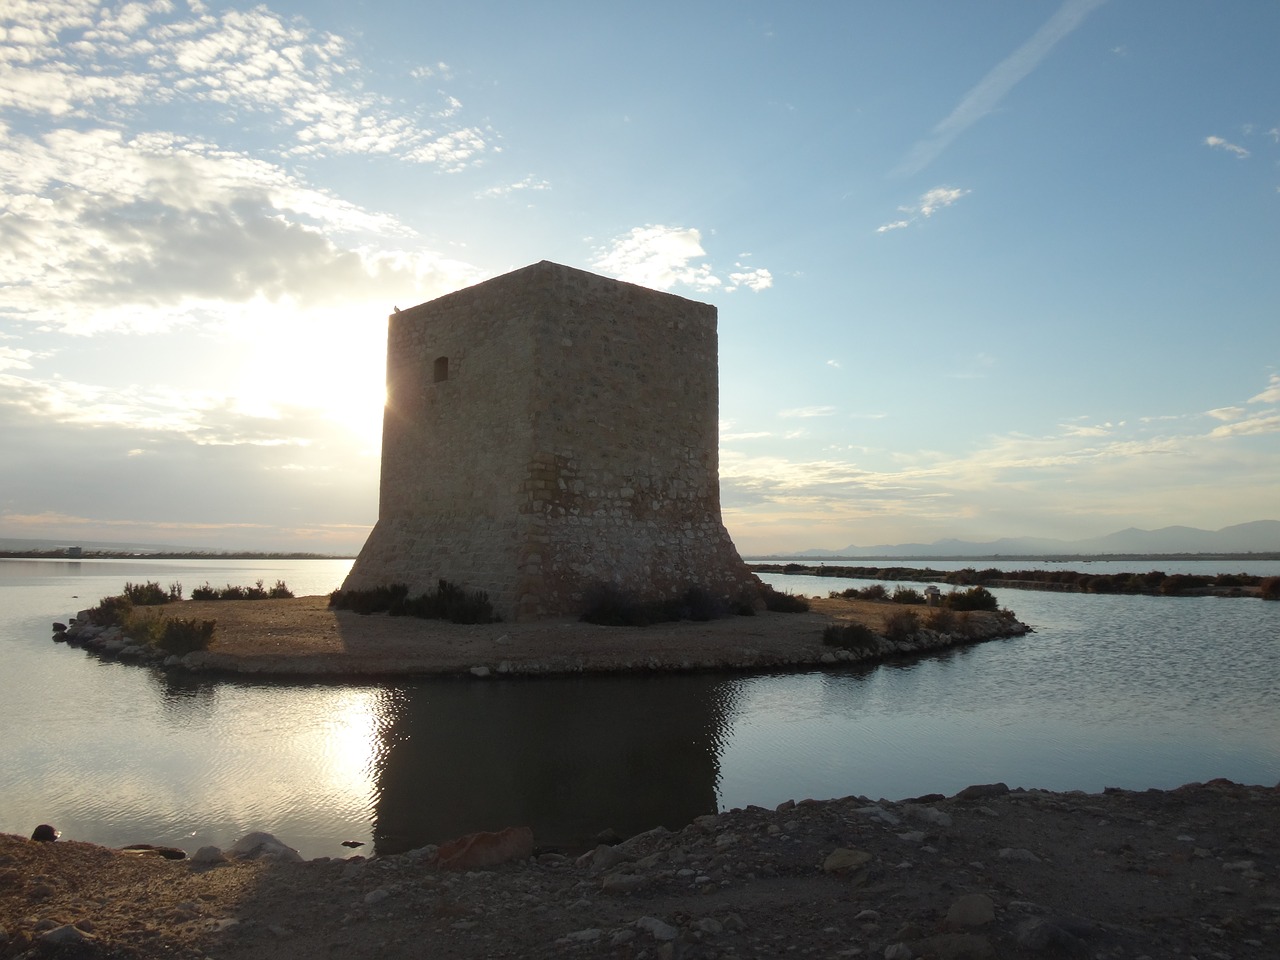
[469,665,491,677]
[229,832,303,862]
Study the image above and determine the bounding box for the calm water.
[1,557,1277,859]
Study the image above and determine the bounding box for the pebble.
[635,916,678,940]
[998,847,1041,862]
[946,893,995,928]
[40,924,93,947]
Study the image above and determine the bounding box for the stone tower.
[342,260,757,621]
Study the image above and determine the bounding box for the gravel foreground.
[3,779,1276,959]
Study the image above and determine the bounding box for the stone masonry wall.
[343,260,757,621]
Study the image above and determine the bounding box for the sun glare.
[234,301,388,450]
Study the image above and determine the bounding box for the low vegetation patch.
[760,563,1270,597]
[123,581,183,605]
[85,586,217,654]
[943,585,999,611]
[579,584,749,627]
[759,584,810,613]
[883,609,920,643]
[330,580,501,624]
[191,579,293,601]
[822,622,880,651]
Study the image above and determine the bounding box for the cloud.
[727,266,773,292]
[0,125,480,332]
[877,186,970,233]
[477,175,552,199]
[895,0,1109,176]
[0,347,37,372]
[719,371,1280,548]
[1,2,490,167]
[875,220,910,234]
[778,406,837,419]
[1207,406,1246,421]
[1204,136,1250,159]
[919,187,969,216]
[1208,415,1280,438]
[591,226,773,294]
[1248,374,1280,404]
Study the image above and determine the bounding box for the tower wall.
[343,260,756,621]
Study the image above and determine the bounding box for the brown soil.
[171,595,1017,677]
[3,780,1276,959]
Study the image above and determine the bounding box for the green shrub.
[760,584,810,613]
[580,583,660,626]
[88,594,134,627]
[399,580,500,624]
[944,586,999,612]
[830,584,889,601]
[822,622,879,650]
[192,580,294,602]
[156,618,216,655]
[1261,577,1280,601]
[923,606,956,632]
[122,609,166,645]
[117,610,215,654]
[330,583,408,614]
[891,586,925,605]
[883,610,920,643]
[123,581,182,605]
[332,581,499,624]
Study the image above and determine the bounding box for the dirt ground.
[3,780,1276,959]
[166,595,1021,677]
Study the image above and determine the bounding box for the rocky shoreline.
[50,595,1030,679]
[3,779,1276,959]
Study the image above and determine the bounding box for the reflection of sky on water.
[3,559,1278,860]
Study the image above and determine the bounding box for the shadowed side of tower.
[342,260,757,621]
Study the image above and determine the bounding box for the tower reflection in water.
[370,673,738,854]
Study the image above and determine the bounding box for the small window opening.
[433,356,449,383]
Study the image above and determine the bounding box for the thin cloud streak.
[894,0,1109,176]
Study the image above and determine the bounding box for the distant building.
[342,260,758,621]
[65,546,83,558]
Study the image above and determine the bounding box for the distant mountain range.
[763,520,1280,559]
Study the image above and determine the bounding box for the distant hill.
[773,520,1280,559]
[0,536,189,553]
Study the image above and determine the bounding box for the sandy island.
[162,594,1028,678]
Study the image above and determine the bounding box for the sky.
[1,0,1277,556]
